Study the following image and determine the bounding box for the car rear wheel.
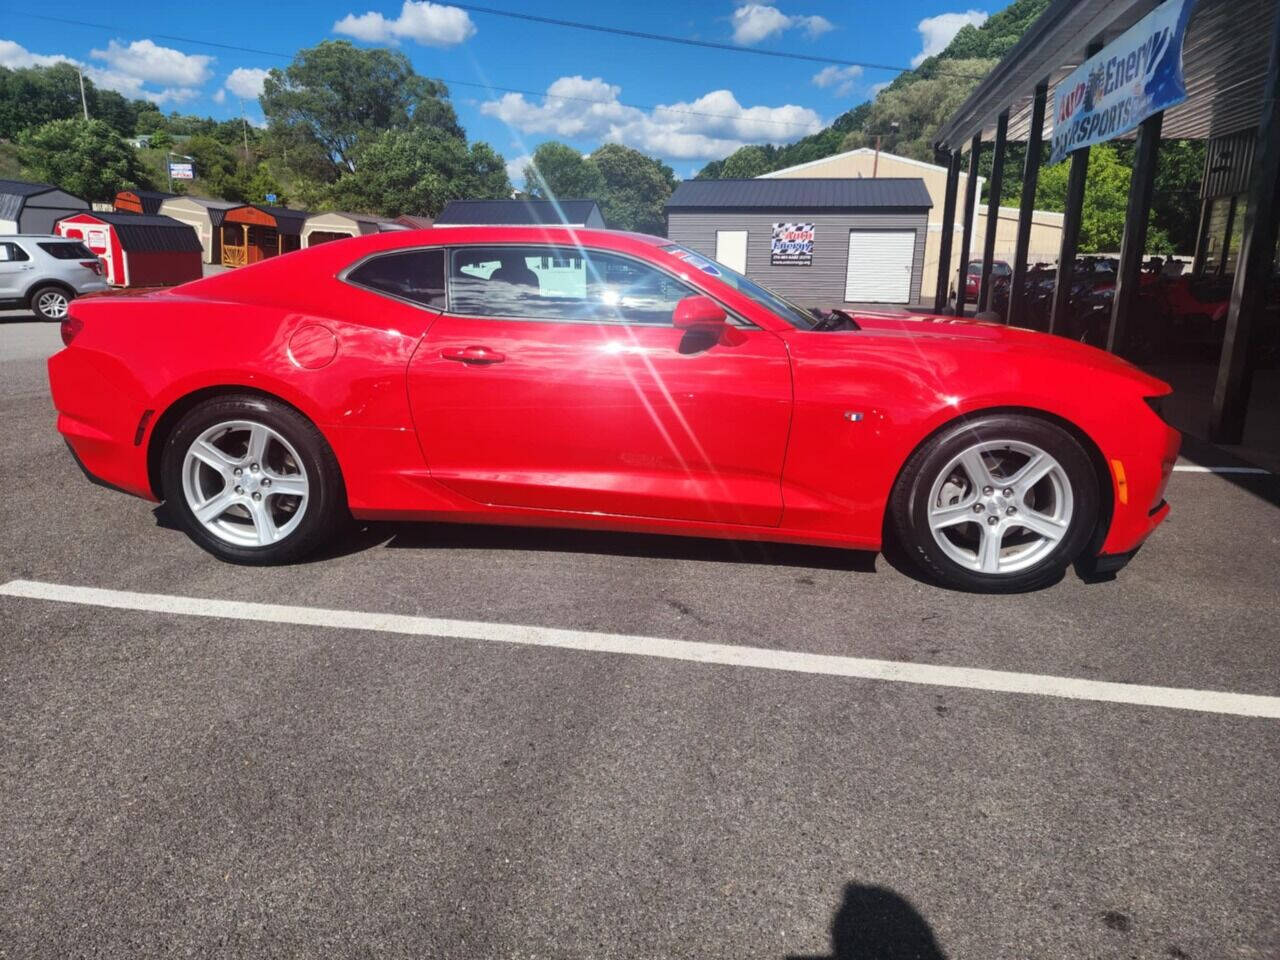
[890,415,1099,592]
[31,285,71,321]
[161,395,345,564]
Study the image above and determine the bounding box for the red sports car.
[49,227,1179,592]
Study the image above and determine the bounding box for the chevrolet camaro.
[48,227,1179,592]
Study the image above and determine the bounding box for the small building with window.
[0,179,89,235]
[435,199,606,228]
[55,211,203,287]
[664,178,933,305]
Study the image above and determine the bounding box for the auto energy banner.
[771,222,814,266]
[1049,0,1195,165]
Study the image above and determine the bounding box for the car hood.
[837,311,1170,393]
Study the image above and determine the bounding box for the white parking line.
[3,578,1278,719]
[1173,465,1272,475]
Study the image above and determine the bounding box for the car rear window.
[346,249,446,309]
[38,242,95,260]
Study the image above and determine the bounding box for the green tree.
[523,141,604,200]
[148,129,174,150]
[184,134,248,201]
[590,143,677,234]
[720,145,773,179]
[0,63,146,139]
[325,128,510,217]
[245,164,286,206]
[261,40,463,181]
[17,118,148,199]
[1035,143,1170,253]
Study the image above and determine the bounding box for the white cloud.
[811,64,863,97]
[911,9,988,66]
[0,38,205,105]
[505,152,532,187]
[334,1,475,46]
[90,39,212,87]
[730,4,833,45]
[0,39,76,69]
[212,88,227,104]
[225,67,269,100]
[481,75,823,161]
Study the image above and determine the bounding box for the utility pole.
[239,99,251,165]
[77,68,89,121]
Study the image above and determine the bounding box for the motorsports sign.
[1049,0,1195,165]
[771,222,815,266]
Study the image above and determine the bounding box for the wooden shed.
[302,211,407,247]
[114,189,177,215]
[55,212,203,288]
[158,196,237,264]
[219,204,306,267]
[0,179,88,234]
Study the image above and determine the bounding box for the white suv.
[0,235,109,320]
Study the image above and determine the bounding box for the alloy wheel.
[37,290,69,319]
[181,420,309,547]
[925,439,1074,575]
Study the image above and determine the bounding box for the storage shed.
[665,178,933,305]
[302,211,407,247]
[158,196,237,264]
[435,199,605,228]
[55,212,203,288]
[114,189,177,215]
[219,204,306,267]
[0,179,89,234]
[395,214,435,230]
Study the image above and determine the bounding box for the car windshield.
[659,244,817,329]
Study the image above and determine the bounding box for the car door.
[407,243,793,527]
[0,241,33,298]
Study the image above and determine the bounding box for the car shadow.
[786,882,949,960]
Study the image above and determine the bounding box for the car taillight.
[60,316,83,346]
[80,260,102,275]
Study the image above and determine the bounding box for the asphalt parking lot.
[2,314,1278,959]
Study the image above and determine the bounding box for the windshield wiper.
[809,309,860,332]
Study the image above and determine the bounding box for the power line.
[6,11,843,132]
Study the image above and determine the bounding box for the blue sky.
[1,1,992,181]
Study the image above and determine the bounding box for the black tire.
[30,284,72,321]
[160,394,345,564]
[889,414,1100,593]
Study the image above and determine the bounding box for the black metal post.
[1191,194,1211,276]
[1049,39,1104,336]
[934,149,961,311]
[977,111,1009,313]
[955,133,982,315]
[1211,0,1280,443]
[1106,111,1163,355]
[1009,81,1048,327]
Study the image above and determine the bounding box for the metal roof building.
[55,211,202,287]
[665,178,934,305]
[435,199,606,228]
[158,196,237,265]
[928,0,1279,450]
[0,179,89,235]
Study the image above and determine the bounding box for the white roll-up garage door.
[844,230,915,303]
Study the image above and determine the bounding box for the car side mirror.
[673,294,727,330]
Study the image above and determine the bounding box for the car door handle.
[441,345,505,365]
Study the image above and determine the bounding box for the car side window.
[0,241,30,263]
[447,245,697,325]
[346,248,446,309]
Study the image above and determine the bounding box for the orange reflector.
[1110,458,1129,505]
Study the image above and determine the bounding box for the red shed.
[55,212,203,288]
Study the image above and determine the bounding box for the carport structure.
[931,0,1279,446]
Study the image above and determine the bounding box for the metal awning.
[935,0,1278,151]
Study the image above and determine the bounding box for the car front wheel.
[160,395,345,564]
[890,415,1100,592]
